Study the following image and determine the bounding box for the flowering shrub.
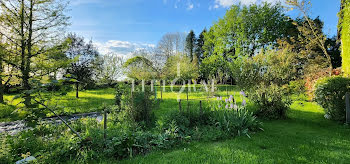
[211,95,240,111]
[233,49,297,119]
[208,94,262,137]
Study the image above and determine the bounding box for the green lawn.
[115,101,350,164]
[3,86,350,163]
[1,88,116,122]
[113,86,350,164]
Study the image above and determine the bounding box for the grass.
[0,88,116,122]
[115,100,350,164]
[3,85,350,163]
[103,85,350,164]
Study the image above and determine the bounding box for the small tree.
[163,53,199,81]
[65,33,99,98]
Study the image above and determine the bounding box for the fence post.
[179,99,182,113]
[200,100,202,116]
[104,108,107,140]
[187,90,189,111]
[346,92,350,124]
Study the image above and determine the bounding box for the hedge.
[342,0,350,76]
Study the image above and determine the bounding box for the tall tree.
[123,49,160,81]
[0,0,70,107]
[286,0,333,75]
[326,37,342,68]
[185,30,196,62]
[203,3,290,58]
[157,32,186,60]
[96,53,124,85]
[65,33,99,98]
[195,29,206,65]
[163,53,199,81]
[0,40,4,104]
[201,3,290,80]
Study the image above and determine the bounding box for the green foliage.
[343,0,350,76]
[234,49,298,88]
[185,30,196,62]
[123,55,159,81]
[249,84,292,119]
[115,83,128,107]
[288,80,306,95]
[195,29,206,66]
[200,54,229,80]
[233,49,297,119]
[129,90,155,125]
[65,33,100,92]
[115,85,155,126]
[203,3,290,58]
[159,98,262,141]
[314,76,350,122]
[163,54,199,81]
[0,104,15,120]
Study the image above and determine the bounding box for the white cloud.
[187,3,194,10]
[94,40,155,58]
[213,0,282,8]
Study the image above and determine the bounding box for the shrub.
[288,80,306,95]
[249,84,292,119]
[115,83,128,107]
[304,68,331,100]
[314,76,350,122]
[159,97,263,140]
[0,104,15,120]
[209,97,263,137]
[234,49,297,119]
[128,90,155,125]
[114,84,155,126]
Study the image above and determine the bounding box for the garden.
[1,0,350,163]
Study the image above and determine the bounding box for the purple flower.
[219,97,222,101]
[240,90,246,97]
[225,99,229,103]
[229,95,233,101]
[225,104,229,109]
[242,99,247,106]
[230,103,234,109]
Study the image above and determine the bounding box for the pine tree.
[185,30,196,62]
[195,29,206,65]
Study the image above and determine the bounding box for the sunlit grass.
[1,88,116,121]
[115,99,350,164]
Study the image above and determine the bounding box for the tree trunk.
[0,59,4,104]
[76,82,79,98]
[24,0,34,108]
[19,0,31,108]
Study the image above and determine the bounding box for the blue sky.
[68,0,341,56]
